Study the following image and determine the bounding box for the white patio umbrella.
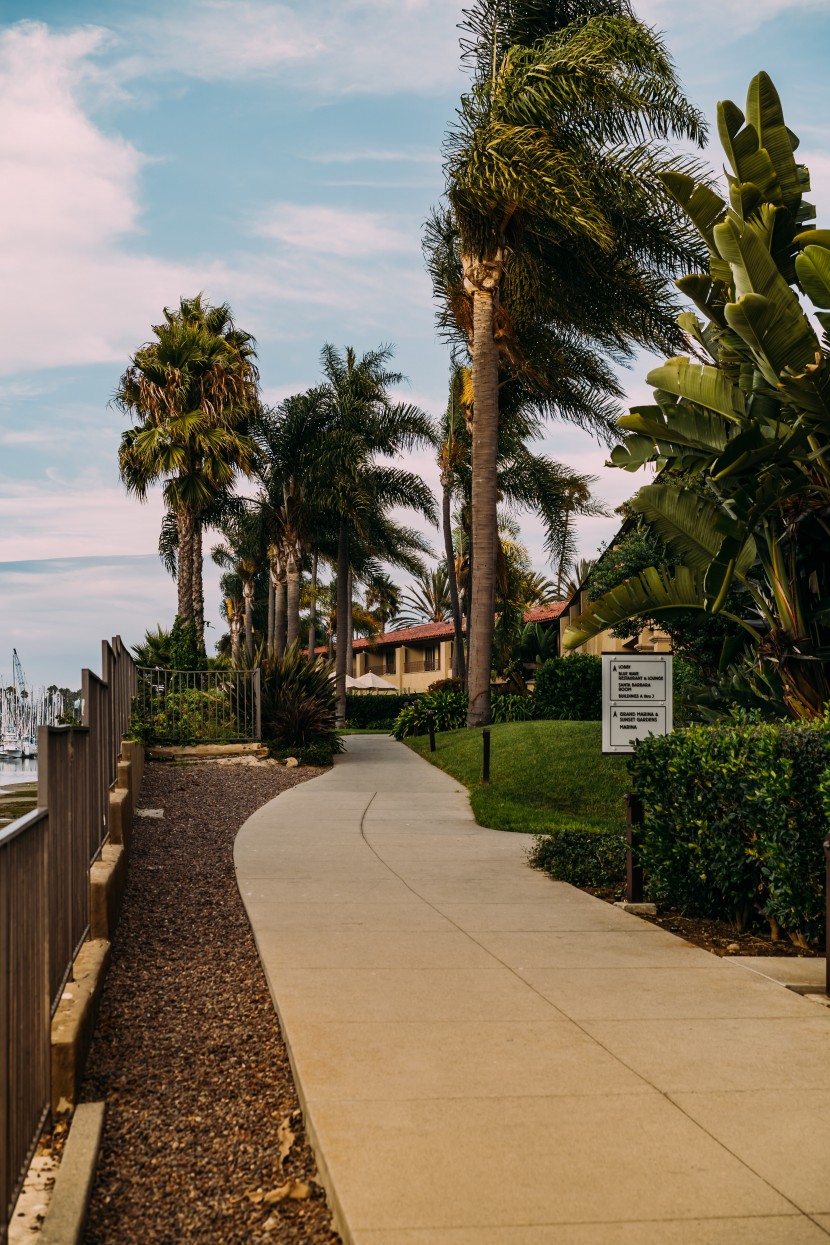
[350,672,398,692]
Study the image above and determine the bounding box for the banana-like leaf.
[704,533,745,613]
[562,565,707,649]
[660,172,730,282]
[608,434,659,472]
[618,404,729,455]
[717,98,782,204]
[796,245,830,308]
[745,72,803,210]
[630,485,756,579]
[724,292,817,386]
[794,229,830,251]
[646,357,746,422]
[676,275,729,328]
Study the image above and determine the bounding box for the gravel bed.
[81,761,341,1244]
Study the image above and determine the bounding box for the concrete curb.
[51,941,111,1117]
[39,1103,105,1245]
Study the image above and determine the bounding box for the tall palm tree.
[314,344,437,724]
[116,295,260,650]
[255,391,330,651]
[212,511,264,664]
[437,367,604,682]
[394,566,453,629]
[365,572,402,632]
[428,0,705,725]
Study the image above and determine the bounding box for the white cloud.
[123,0,464,95]
[0,22,220,376]
[0,23,437,378]
[252,203,413,258]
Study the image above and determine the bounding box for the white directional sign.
[602,654,672,754]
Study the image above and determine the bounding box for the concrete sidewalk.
[235,735,830,1244]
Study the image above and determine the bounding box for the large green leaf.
[618,405,729,455]
[676,274,729,328]
[562,565,706,649]
[745,72,802,211]
[660,172,730,282]
[795,230,830,251]
[796,245,830,308]
[630,485,756,579]
[646,358,746,422]
[724,292,817,386]
[717,98,782,204]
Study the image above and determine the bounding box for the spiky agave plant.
[261,641,344,751]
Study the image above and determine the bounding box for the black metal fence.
[134,667,261,744]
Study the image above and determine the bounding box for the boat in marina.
[0,651,60,757]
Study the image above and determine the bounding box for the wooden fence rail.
[0,636,136,1245]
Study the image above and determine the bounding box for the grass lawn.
[406,720,630,835]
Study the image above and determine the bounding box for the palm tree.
[314,344,437,724]
[428,1,705,725]
[255,391,330,652]
[115,295,260,649]
[365,572,402,632]
[212,511,264,664]
[437,365,605,684]
[395,566,453,629]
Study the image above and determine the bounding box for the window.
[385,648,396,675]
[424,645,437,672]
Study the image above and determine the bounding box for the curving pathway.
[235,734,830,1244]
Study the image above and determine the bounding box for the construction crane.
[12,649,25,693]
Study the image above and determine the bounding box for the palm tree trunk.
[275,575,287,657]
[467,283,500,727]
[443,482,466,683]
[231,612,242,669]
[308,550,319,657]
[176,509,194,623]
[335,521,349,726]
[192,520,205,653]
[286,553,301,649]
[267,572,275,659]
[243,580,255,662]
[346,567,354,677]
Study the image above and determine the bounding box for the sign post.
[602,654,673,754]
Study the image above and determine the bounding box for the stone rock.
[285,757,299,768]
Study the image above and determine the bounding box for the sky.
[1,0,829,686]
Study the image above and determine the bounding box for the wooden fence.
[0,637,136,1244]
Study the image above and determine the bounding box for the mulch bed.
[588,885,822,959]
[80,761,341,1244]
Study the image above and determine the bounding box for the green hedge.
[534,655,602,720]
[345,692,416,729]
[528,827,626,888]
[631,723,830,945]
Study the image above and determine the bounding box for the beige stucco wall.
[352,637,454,694]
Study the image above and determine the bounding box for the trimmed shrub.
[631,724,830,944]
[393,690,468,739]
[534,655,601,720]
[427,677,464,693]
[529,826,626,888]
[345,692,414,730]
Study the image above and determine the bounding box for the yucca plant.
[261,642,343,752]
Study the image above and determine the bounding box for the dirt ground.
[79,760,341,1245]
